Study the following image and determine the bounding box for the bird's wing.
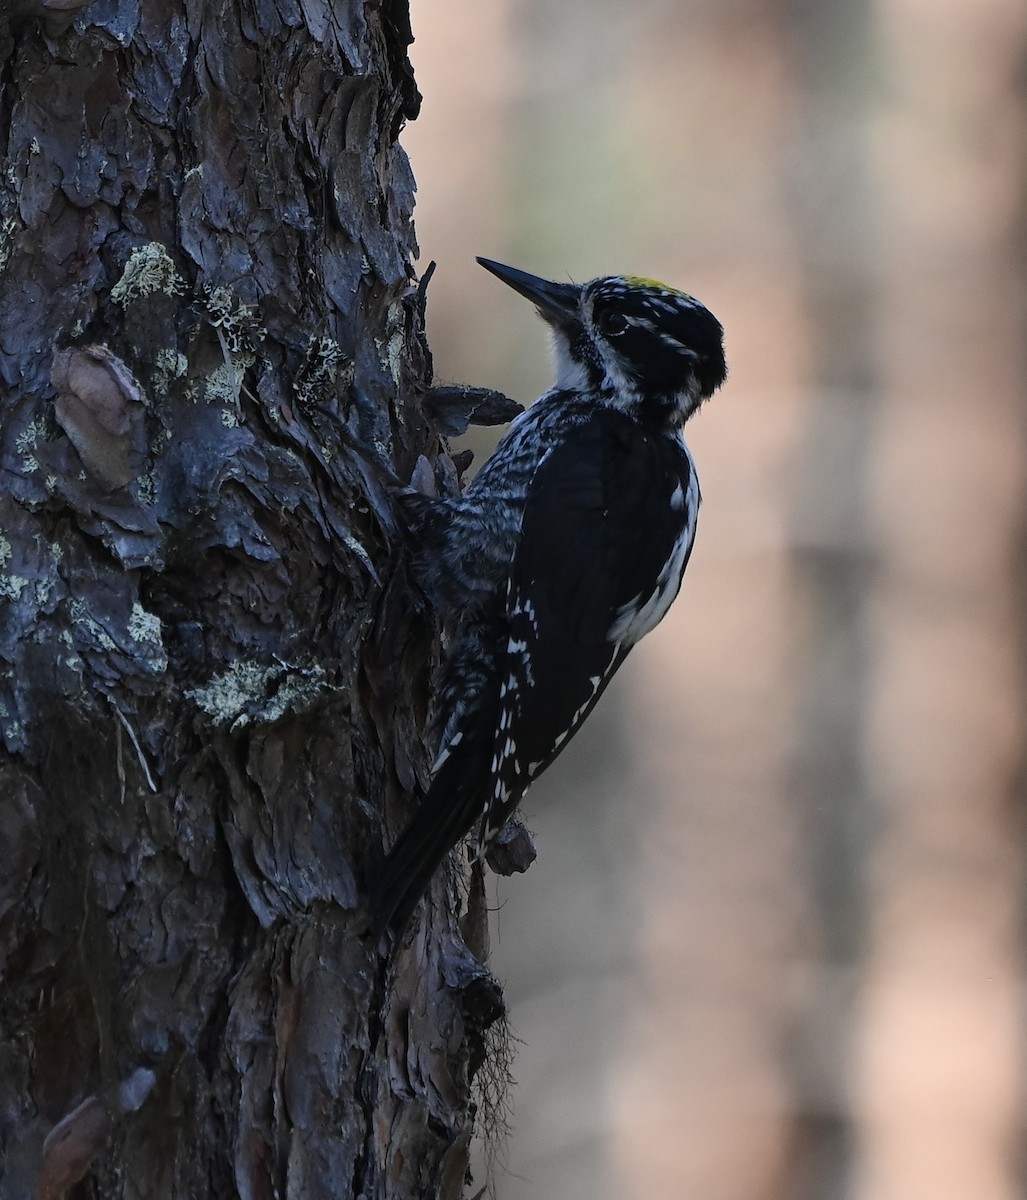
[483,410,697,836]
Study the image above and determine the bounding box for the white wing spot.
[432,729,463,770]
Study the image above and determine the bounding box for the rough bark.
[0,3,502,1198]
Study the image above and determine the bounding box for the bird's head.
[477,257,727,426]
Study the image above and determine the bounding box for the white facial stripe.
[622,313,696,359]
[549,328,591,392]
[658,331,698,357]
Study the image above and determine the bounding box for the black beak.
[476,257,580,330]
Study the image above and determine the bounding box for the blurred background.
[401,1,1026,1197]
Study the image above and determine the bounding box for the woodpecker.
[371,258,727,936]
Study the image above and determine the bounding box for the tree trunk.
[0,4,501,1197]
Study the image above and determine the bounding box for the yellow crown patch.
[622,275,678,293]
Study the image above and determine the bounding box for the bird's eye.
[598,310,629,337]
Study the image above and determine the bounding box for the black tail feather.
[371,667,503,941]
[369,771,485,940]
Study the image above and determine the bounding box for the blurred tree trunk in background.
[0,4,499,1198]
[405,3,1026,1200]
[784,0,878,1192]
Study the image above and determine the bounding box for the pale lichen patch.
[15,418,44,473]
[153,348,188,397]
[136,472,157,505]
[382,299,407,386]
[205,361,245,408]
[127,603,167,672]
[293,334,351,412]
[0,574,29,600]
[187,660,329,730]
[202,285,265,355]
[128,602,162,645]
[111,243,185,306]
[69,599,118,652]
[0,216,19,274]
